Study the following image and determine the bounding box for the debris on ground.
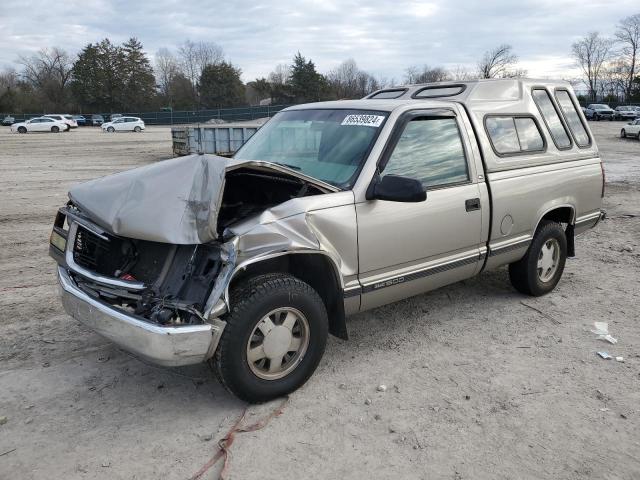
[616,356,624,362]
[0,416,7,425]
[189,397,288,480]
[377,384,387,392]
[364,398,372,405]
[591,322,618,344]
[597,352,612,359]
[0,448,17,457]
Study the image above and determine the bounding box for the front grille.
[73,227,111,271]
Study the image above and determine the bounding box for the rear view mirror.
[371,175,426,202]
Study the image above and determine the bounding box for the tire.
[621,129,626,138]
[107,126,115,133]
[133,126,141,132]
[213,273,328,403]
[17,126,27,134]
[51,126,59,133]
[509,220,567,296]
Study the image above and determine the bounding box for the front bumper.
[57,266,223,366]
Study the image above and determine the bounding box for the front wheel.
[107,126,115,133]
[621,129,626,138]
[213,274,328,403]
[17,126,27,134]
[509,220,567,296]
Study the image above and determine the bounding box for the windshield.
[234,109,388,188]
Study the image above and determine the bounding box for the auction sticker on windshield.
[341,114,385,127]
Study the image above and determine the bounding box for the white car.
[44,114,77,130]
[102,116,145,133]
[620,119,640,139]
[11,117,68,133]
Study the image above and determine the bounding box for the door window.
[381,117,469,188]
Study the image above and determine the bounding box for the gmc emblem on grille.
[373,276,405,290]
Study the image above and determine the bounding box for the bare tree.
[477,44,520,79]
[448,65,475,81]
[326,59,380,98]
[571,32,612,101]
[268,64,291,86]
[17,47,73,109]
[404,65,450,84]
[177,40,224,105]
[615,14,640,99]
[155,48,180,96]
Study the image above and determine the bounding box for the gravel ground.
[0,122,638,480]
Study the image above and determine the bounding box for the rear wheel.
[17,126,27,134]
[509,220,567,296]
[133,126,142,132]
[51,126,59,133]
[213,274,328,403]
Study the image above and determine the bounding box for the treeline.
[0,36,527,114]
[571,14,640,101]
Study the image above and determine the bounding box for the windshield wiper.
[273,162,301,171]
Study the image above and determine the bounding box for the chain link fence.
[1,104,291,125]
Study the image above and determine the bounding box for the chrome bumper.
[57,266,223,367]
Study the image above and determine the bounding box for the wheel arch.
[228,251,348,340]
[534,203,576,257]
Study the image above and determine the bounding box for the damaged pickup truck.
[50,79,605,402]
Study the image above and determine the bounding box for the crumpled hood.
[69,154,226,244]
[68,154,336,245]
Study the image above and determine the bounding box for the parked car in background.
[620,118,640,139]
[2,115,15,126]
[614,106,639,121]
[50,79,605,402]
[110,114,122,121]
[102,116,145,132]
[73,115,87,126]
[11,116,67,133]
[89,114,104,126]
[586,104,615,121]
[44,114,77,130]
[582,106,594,120]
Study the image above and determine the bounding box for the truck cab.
[50,79,604,402]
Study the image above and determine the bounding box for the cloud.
[0,0,633,81]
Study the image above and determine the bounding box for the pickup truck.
[49,79,605,402]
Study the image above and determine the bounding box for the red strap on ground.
[190,396,289,480]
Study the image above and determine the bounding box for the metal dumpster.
[171,120,267,157]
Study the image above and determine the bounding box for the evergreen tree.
[122,38,157,110]
[71,39,127,112]
[199,62,245,108]
[287,52,326,102]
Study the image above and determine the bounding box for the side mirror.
[371,175,426,202]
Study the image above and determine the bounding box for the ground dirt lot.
[1,123,639,479]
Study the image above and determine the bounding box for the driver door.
[33,119,48,131]
[356,110,484,311]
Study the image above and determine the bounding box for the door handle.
[465,198,481,212]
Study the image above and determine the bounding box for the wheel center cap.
[262,326,293,358]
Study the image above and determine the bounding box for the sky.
[0,0,634,82]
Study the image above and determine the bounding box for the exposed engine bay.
[217,167,324,236]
